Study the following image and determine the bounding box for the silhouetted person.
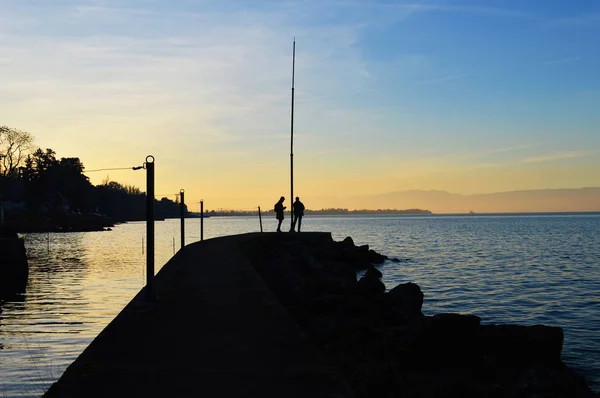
[292,197,305,232]
[274,196,286,232]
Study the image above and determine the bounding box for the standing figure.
[274,196,286,232]
[292,197,305,232]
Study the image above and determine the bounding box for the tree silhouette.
[23,148,59,210]
[54,157,94,212]
[5,139,185,230]
[0,126,35,177]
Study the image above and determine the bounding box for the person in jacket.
[274,196,286,232]
[292,197,305,232]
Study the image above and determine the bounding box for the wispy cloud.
[399,4,532,18]
[478,144,544,157]
[414,74,467,85]
[297,88,388,102]
[430,143,540,163]
[548,12,600,27]
[542,56,581,65]
[520,151,595,164]
[325,2,532,18]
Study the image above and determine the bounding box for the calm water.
[1,214,599,396]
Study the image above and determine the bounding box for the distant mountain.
[317,188,600,213]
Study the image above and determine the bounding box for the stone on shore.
[0,227,28,298]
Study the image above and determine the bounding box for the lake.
[1,213,599,397]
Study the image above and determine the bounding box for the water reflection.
[1,233,96,397]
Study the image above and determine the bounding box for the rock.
[357,275,385,296]
[356,244,369,252]
[310,260,358,295]
[513,364,595,397]
[385,282,424,320]
[368,249,387,264]
[321,237,388,270]
[477,324,564,366]
[0,227,29,297]
[341,236,354,248]
[242,234,598,398]
[364,266,382,279]
[431,313,481,332]
[415,314,482,365]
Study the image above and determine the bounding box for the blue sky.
[1,0,599,209]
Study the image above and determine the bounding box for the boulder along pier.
[43,232,597,397]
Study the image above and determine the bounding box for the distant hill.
[315,188,600,213]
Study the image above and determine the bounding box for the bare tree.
[0,126,35,177]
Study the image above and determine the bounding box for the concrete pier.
[43,232,353,398]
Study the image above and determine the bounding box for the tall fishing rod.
[289,38,296,232]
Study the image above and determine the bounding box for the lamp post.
[144,155,155,299]
[82,160,154,298]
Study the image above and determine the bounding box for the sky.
[1,0,599,211]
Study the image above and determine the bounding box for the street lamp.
[144,155,155,300]
[81,158,155,299]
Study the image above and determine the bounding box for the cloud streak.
[414,74,467,85]
[542,56,581,65]
[547,12,600,28]
[520,151,595,164]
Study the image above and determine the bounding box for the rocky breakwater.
[246,234,597,397]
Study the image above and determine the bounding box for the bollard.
[180,189,185,250]
[258,206,263,233]
[145,155,155,299]
[200,200,204,241]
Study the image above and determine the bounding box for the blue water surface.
[1,213,599,396]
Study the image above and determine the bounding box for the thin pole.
[180,189,185,250]
[200,200,204,241]
[289,38,296,232]
[258,206,263,232]
[145,155,155,299]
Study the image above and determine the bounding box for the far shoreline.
[198,210,600,217]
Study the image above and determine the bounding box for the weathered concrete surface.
[43,232,353,398]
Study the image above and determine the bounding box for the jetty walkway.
[43,232,353,398]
